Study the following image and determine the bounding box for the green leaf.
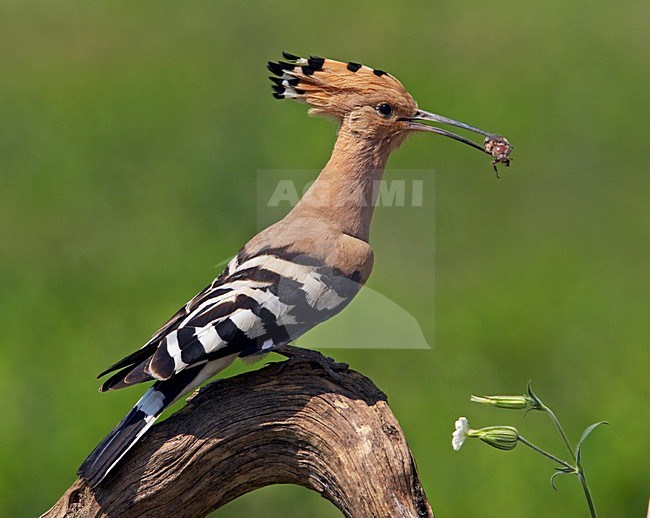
[576,421,609,465]
[549,467,575,490]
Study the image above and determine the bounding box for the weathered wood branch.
[44,359,433,517]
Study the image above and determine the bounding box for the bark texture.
[43,359,433,517]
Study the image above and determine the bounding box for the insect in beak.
[401,110,513,175]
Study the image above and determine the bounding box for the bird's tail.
[78,364,207,487]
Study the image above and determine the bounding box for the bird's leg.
[275,344,348,381]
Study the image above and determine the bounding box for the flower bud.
[470,394,530,410]
[469,426,519,451]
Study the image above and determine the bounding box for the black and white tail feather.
[78,245,360,487]
[78,357,235,486]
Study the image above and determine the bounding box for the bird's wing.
[98,250,360,391]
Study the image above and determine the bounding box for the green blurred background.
[1,1,648,516]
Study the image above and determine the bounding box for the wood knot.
[67,488,82,505]
[382,423,400,439]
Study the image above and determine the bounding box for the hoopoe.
[78,52,511,487]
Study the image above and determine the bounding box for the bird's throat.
[290,127,393,242]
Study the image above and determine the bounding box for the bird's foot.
[275,344,348,382]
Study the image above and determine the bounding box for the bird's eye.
[376,103,393,117]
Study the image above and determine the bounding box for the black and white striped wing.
[79,250,362,486]
[99,250,361,391]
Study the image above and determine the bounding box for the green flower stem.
[578,468,598,518]
[541,405,577,463]
[518,435,598,518]
[516,435,574,471]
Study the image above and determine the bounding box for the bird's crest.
[268,52,416,120]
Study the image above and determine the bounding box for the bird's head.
[269,52,511,166]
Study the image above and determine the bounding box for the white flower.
[452,417,470,451]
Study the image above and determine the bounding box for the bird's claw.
[275,344,348,382]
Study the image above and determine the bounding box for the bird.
[78,52,511,487]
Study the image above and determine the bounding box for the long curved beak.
[401,109,500,156]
